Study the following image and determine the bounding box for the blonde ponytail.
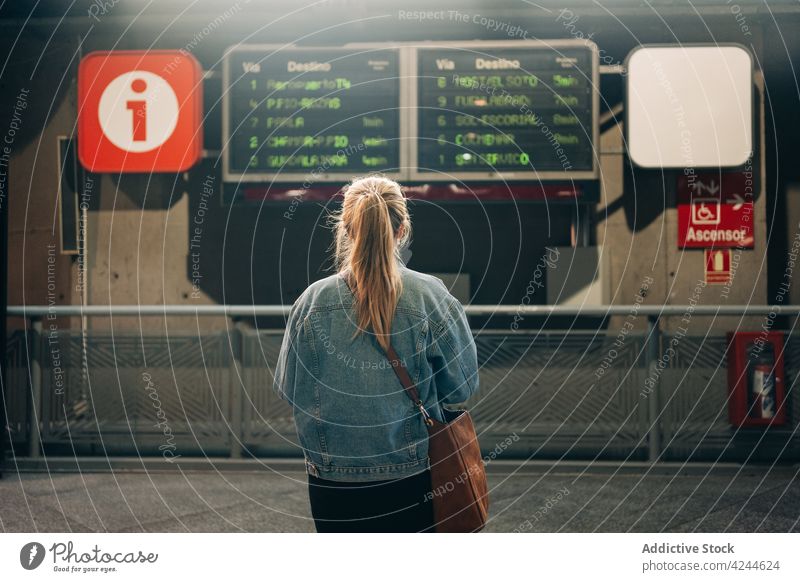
[333,176,411,351]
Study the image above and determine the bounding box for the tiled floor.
[1,461,797,532]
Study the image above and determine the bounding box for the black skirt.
[307,469,435,533]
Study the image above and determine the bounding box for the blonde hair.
[333,175,411,351]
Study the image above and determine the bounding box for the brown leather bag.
[385,344,489,533]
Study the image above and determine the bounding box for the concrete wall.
[597,73,768,333]
[1,2,794,334]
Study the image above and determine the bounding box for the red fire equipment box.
[726,332,787,427]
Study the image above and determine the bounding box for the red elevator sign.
[78,51,203,173]
[677,173,754,249]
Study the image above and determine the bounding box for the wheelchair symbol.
[691,198,721,225]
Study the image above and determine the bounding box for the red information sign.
[242,182,586,202]
[677,173,754,248]
[78,50,203,173]
[705,249,732,284]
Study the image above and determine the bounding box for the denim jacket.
[273,265,479,482]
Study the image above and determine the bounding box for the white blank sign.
[627,45,753,168]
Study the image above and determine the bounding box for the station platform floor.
[0,459,797,533]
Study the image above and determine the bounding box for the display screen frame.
[222,43,407,183]
[222,40,599,184]
[625,43,754,169]
[409,39,600,182]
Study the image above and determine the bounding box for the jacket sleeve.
[429,297,479,405]
[273,299,303,402]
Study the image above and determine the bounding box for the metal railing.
[9,304,800,317]
[4,304,798,464]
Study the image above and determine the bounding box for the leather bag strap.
[385,344,434,427]
[385,344,420,402]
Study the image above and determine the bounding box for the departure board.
[414,44,596,179]
[224,47,401,181]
